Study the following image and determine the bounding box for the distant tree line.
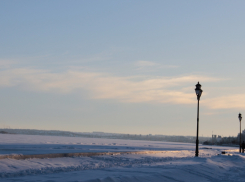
[0,128,210,144]
[203,130,245,146]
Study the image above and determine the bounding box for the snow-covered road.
[0,134,243,182]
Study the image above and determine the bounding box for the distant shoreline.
[0,128,210,144]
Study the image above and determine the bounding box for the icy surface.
[0,134,243,182]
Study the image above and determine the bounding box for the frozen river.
[0,134,243,182]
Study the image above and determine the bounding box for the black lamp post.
[195,82,203,157]
[238,113,242,153]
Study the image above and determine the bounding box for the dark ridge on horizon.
[0,128,211,144]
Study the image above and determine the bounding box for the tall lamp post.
[195,82,203,157]
[238,113,242,153]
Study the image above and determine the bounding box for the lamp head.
[195,82,203,100]
[239,113,242,121]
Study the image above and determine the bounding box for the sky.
[1,1,245,136]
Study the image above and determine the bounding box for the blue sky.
[1,1,245,136]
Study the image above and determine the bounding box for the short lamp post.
[195,82,203,157]
[238,113,242,153]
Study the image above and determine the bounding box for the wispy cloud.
[204,94,245,109]
[135,61,158,67]
[135,60,179,71]
[0,59,16,69]
[0,67,218,105]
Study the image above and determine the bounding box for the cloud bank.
[0,68,216,105]
[204,94,245,109]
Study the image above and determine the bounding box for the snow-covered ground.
[0,134,243,182]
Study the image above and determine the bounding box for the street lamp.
[195,82,203,157]
[238,113,242,153]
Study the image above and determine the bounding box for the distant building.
[212,135,217,143]
[212,134,222,143]
[217,135,222,142]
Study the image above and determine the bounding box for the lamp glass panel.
[195,89,200,95]
[199,90,203,96]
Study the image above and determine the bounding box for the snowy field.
[0,134,244,182]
